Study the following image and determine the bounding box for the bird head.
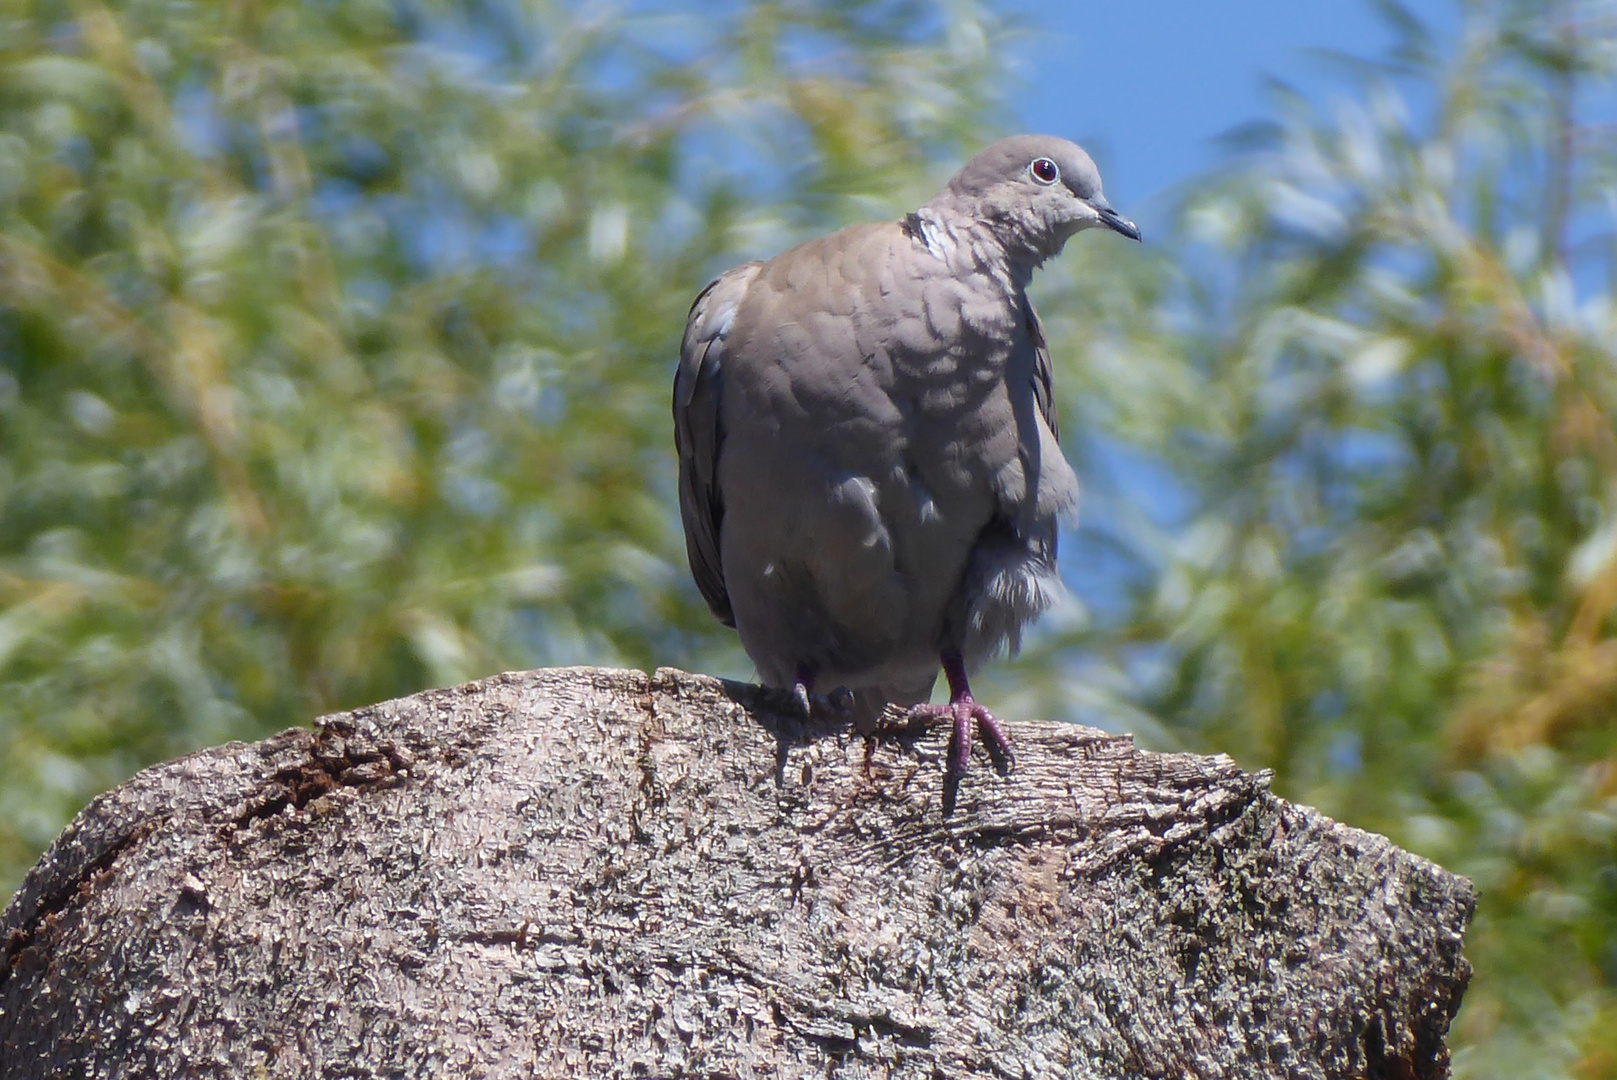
[930,135,1140,261]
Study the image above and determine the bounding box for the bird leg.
[905,651,1014,776]
[791,664,853,720]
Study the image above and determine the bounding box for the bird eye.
[1029,157,1059,185]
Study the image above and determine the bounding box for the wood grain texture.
[0,666,1473,1078]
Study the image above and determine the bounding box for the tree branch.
[0,666,1474,1078]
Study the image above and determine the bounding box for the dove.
[673,135,1139,777]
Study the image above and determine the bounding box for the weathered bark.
[0,666,1472,1079]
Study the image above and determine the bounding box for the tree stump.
[0,666,1473,1078]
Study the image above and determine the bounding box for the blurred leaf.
[1013,2,1617,1074]
[0,0,1006,891]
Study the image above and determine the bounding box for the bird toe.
[791,681,814,720]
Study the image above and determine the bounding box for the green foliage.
[1005,2,1617,1074]
[3,0,1615,1074]
[0,0,1002,882]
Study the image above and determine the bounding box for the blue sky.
[1007,0,1459,228]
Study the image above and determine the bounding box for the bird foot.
[791,681,853,721]
[905,695,1014,777]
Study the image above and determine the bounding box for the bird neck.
[906,205,1041,292]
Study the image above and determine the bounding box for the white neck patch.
[913,209,958,263]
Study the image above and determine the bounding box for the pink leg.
[906,651,1013,776]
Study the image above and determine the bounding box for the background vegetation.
[1,0,1612,1075]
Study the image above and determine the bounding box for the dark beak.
[1093,200,1141,242]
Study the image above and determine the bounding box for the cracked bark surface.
[0,666,1474,1078]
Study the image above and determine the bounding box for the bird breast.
[723,223,1033,508]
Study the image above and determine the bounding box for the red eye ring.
[1030,157,1059,185]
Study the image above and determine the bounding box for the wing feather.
[1019,298,1065,562]
[672,263,762,627]
[1023,298,1059,444]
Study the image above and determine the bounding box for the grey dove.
[674,135,1139,777]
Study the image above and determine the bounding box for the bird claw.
[790,681,853,721]
[905,697,1014,777]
